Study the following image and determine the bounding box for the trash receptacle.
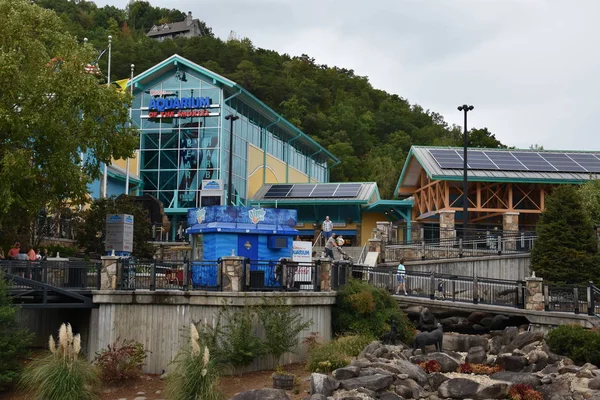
[249,270,265,289]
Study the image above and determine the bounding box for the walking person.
[322,216,333,245]
[324,232,339,260]
[396,258,408,295]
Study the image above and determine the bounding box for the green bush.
[546,325,600,365]
[333,279,414,344]
[306,334,374,373]
[257,297,312,368]
[167,324,222,400]
[19,323,99,400]
[0,270,32,391]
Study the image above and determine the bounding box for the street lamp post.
[225,114,240,206]
[457,104,474,237]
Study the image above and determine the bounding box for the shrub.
[306,334,374,373]
[509,383,543,400]
[418,360,441,373]
[546,325,600,365]
[0,270,32,391]
[94,339,149,384]
[301,332,322,352]
[19,323,99,400]
[167,324,222,400]
[470,364,504,375]
[257,297,312,368]
[333,279,414,344]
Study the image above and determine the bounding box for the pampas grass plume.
[190,324,200,356]
[203,346,209,367]
[49,335,56,354]
[58,323,68,354]
[73,334,81,355]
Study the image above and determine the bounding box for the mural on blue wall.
[187,206,297,227]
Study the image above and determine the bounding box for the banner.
[292,240,312,283]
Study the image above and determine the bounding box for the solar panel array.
[264,183,363,199]
[429,149,600,173]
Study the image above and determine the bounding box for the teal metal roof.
[395,146,598,197]
[128,54,339,166]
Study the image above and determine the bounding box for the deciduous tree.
[0,0,138,234]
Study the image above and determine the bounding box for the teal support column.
[328,160,340,183]
[286,133,301,183]
[222,90,242,183]
[394,208,412,244]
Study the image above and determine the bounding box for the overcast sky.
[94,0,600,151]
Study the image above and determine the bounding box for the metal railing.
[1,259,102,290]
[115,258,322,293]
[343,265,525,308]
[245,259,320,292]
[312,231,323,249]
[117,259,223,291]
[356,243,368,265]
[384,232,536,262]
[544,283,597,315]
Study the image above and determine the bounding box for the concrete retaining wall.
[90,291,336,374]
[403,254,531,280]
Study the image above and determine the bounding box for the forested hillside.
[38,0,507,198]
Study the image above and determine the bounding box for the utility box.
[105,214,134,255]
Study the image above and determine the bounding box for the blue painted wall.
[202,232,293,260]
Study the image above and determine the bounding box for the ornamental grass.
[166,323,222,400]
[19,323,100,400]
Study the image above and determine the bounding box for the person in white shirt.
[396,258,408,295]
[322,216,333,245]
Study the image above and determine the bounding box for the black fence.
[116,258,322,292]
[544,283,600,315]
[344,265,526,308]
[384,231,536,262]
[1,259,102,290]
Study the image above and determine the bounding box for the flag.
[84,48,107,75]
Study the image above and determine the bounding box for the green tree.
[0,270,33,391]
[74,196,155,258]
[0,0,137,234]
[579,179,600,224]
[530,185,599,284]
[467,128,507,148]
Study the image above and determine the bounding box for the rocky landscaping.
[231,326,600,400]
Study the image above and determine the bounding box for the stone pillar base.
[100,256,120,290]
[525,276,544,311]
[503,212,520,251]
[221,256,245,292]
[319,259,332,291]
[439,210,456,241]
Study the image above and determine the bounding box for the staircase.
[312,246,366,262]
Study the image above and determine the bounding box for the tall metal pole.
[125,63,134,195]
[458,104,474,237]
[225,114,239,206]
[102,35,112,198]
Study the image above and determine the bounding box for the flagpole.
[102,35,112,198]
[125,63,134,195]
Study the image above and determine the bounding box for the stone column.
[503,212,520,251]
[525,274,544,311]
[100,256,120,290]
[221,256,245,292]
[368,238,382,263]
[439,210,456,241]
[319,258,332,291]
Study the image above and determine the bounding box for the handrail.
[357,243,368,264]
[312,231,322,249]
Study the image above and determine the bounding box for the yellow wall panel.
[360,212,387,245]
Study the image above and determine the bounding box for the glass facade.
[134,72,222,209]
[130,57,334,237]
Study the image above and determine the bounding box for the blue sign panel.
[187,206,297,228]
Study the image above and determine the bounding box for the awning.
[186,221,298,235]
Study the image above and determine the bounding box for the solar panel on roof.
[333,184,362,197]
[568,154,600,173]
[310,185,337,197]
[512,152,556,172]
[287,185,316,197]
[467,150,498,170]
[429,149,464,168]
[484,152,528,171]
[264,184,293,198]
[540,153,586,173]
